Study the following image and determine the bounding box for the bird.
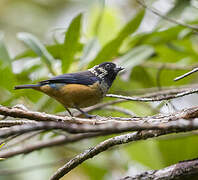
[14,62,124,118]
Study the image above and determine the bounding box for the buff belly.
[35,83,103,108]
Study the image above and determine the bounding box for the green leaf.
[14,44,63,60]
[0,34,15,92]
[93,0,105,36]
[0,33,11,66]
[15,42,83,61]
[128,26,189,49]
[165,0,190,19]
[17,32,56,75]
[119,45,155,71]
[89,10,145,67]
[87,5,121,45]
[15,64,41,82]
[125,139,164,169]
[61,13,82,72]
[79,38,100,68]
[130,66,155,88]
[0,61,15,91]
[157,134,198,167]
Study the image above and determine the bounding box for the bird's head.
[89,62,124,86]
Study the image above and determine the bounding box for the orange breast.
[36,83,103,108]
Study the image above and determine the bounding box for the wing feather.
[39,71,99,86]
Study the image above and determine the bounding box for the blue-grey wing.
[39,71,100,86]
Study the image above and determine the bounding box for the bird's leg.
[65,107,73,117]
[75,106,96,119]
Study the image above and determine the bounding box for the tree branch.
[137,0,198,32]
[0,105,198,138]
[121,158,198,180]
[50,130,172,180]
[0,85,197,127]
[1,85,198,178]
[0,120,36,127]
[0,133,102,158]
[140,62,198,71]
[0,105,105,125]
[106,88,198,102]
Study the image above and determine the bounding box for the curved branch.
[121,158,198,180]
[50,130,170,180]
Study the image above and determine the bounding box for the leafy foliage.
[1,1,198,179]
[61,13,82,73]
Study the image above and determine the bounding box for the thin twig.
[0,133,103,158]
[174,68,198,81]
[73,99,125,116]
[123,83,198,95]
[137,0,198,32]
[106,88,198,101]
[141,62,198,71]
[156,63,165,90]
[103,106,136,116]
[0,131,43,150]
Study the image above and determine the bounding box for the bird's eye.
[105,64,111,70]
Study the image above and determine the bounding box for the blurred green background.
[1,0,198,179]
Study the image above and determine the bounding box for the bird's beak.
[114,66,124,73]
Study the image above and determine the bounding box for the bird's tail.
[14,84,40,90]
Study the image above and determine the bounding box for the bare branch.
[124,83,198,95]
[106,88,198,101]
[121,158,198,180]
[174,68,198,81]
[141,62,198,71]
[49,130,171,180]
[73,99,125,116]
[0,120,36,128]
[0,133,102,158]
[0,106,198,138]
[0,131,43,150]
[0,105,106,125]
[137,0,198,32]
[0,84,197,126]
[0,86,198,127]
